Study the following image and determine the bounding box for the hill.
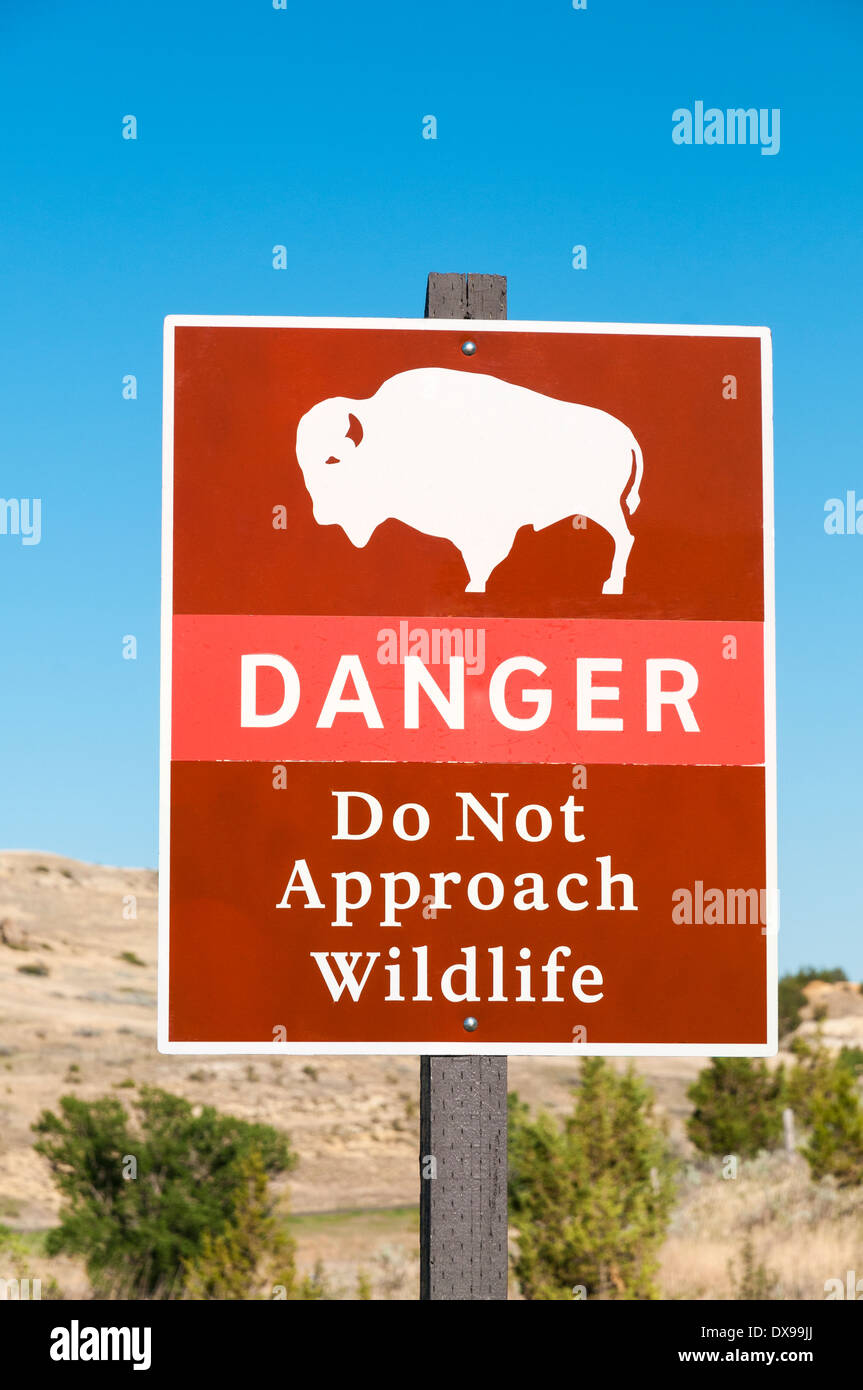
[2,850,862,1298]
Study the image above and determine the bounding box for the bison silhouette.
[296,367,643,594]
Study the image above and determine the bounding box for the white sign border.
[159,315,777,1057]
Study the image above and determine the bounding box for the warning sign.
[160,316,776,1055]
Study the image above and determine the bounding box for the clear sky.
[1,0,860,977]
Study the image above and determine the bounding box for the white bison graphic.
[296,367,643,594]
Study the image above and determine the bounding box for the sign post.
[421,272,509,1302]
[160,298,776,1296]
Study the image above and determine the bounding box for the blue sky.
[1,0,861,977]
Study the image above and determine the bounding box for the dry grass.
[291,1206,419,1300]
[660,1152,863,1300]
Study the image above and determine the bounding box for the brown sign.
[160,315,776,1055]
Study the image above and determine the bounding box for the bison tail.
[625,438,643,515]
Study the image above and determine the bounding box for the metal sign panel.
[160,316,776,1055]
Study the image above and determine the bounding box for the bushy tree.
[508,1059,677,1300]
[786,1036,835,1126]
[33,1087,295,1297]
[182,1151,328,1300]
[686,1059,785,1158]
[788,1043,863,1186]
[803,1070,863,1186]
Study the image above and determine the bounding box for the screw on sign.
[159,281,776,1296]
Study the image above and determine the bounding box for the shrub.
[508,1059,677,1300]
[837,1046,863,1079]
[798,1056,863,1187]
[33,1087,295,1297]
[786,1036,834,1126]
[782,1036,863,1185]
[686,1059,785,1158]
[0,1224,63,1299]
[182,1151,328,1300]
[729,1237,779,1300]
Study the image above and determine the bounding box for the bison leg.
[460,536,513,593]
[595,506,634,595]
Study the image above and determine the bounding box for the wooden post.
[419,272,508,1301]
